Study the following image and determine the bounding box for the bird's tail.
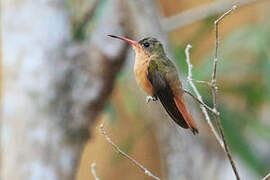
[174,95,199,135]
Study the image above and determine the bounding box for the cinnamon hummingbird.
[108,35,199,135]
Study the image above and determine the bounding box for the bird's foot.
[146,95,158,104]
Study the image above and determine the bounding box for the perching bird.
[109,35,198,135]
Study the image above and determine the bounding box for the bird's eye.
[143,42,150,47]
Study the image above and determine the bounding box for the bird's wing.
[147,58,198,135]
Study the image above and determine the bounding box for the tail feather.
[147,68,198,135]
[174,95,199,135]
[156,89,189,129]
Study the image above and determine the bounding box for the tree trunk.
[2,0,130,179]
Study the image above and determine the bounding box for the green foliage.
[220,106,266,175]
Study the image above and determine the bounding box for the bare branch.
[161,0,261,32]
[185,6,241,180]
[211,5,237,111]
[99,123,161,180]
[211,6,240,180]
[189,79,211,86]
[184,44,224,149]
[182,89,217,115]
[216,116,240,180]
[262,171,270,180]
[91,163,100,180]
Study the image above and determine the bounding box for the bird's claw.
[146,96,158,104]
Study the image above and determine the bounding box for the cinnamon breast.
[133,50,154,95]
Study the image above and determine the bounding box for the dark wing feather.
[148,68,189,129]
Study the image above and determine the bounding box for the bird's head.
[108,35,165,57]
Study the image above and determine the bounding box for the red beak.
[108,35,140,47]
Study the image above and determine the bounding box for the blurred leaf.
[220,105,266,175]
[203,15,218,26]
[224,82,265,107]
[104,101,118,124]
[247,120,270,141]
[260,54,270,100]
[70,0,107,40]
[122,90,142,117]
[110,136,134,163]
[173,46,188,75]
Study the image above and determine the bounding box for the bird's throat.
[134,50,154,95]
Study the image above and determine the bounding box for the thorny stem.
[99,123,161,180]
[185,5,240,180]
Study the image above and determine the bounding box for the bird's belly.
[134,62,153,95]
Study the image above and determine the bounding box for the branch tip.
[232,5,238,10]
[91,162,100,180]
[99,124,161,180]
[184,5,240,180]
[263,171,270,180]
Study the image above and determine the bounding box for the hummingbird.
[108,35,198,135]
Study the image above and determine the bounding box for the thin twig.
[190,79,211,86]
[212,5,237,111]
[184,44,224,149]
[211,5,240,180]
[182,89,217,115]
[262,171,270,180]
[184,6,241,180]
[215,116,240,180]
[161,0,263,32]
[91,163,100,180]
[99,123,161,180]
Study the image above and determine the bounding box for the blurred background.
[2,0,270,180]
